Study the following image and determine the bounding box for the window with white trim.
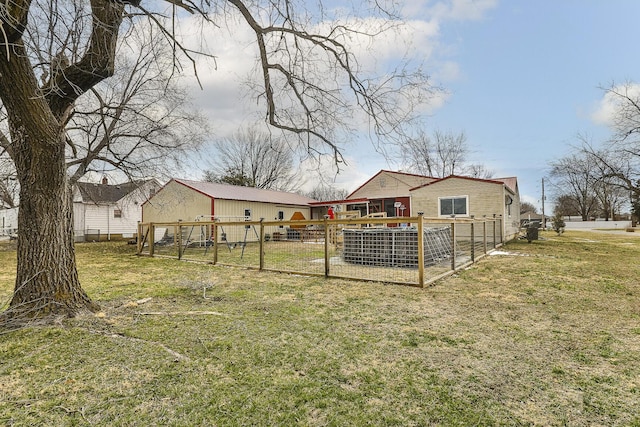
[438,196,468,217]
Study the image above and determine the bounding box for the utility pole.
[541,177,546,229]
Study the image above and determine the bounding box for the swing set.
[182,215,260,259]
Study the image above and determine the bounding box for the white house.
[0,206,18,238]
[73,178,161,241]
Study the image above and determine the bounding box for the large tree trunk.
[9,155,97,318]
[0,42,97,320]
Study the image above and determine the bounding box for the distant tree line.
[549,82,640,223]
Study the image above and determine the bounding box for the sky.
[184,0,640,211]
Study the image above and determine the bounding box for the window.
[439,196,468,217]
[113,209,122,218]
[244,208,251,219]
[278,210,284,220]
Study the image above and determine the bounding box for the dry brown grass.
[1,231,639,425]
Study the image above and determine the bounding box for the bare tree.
[553,194,586,218]
[549,152,600,221]
[582,82,640,222]
[0,0,432,321]
[203,126,301,191]
[464,163,495,179]
[402,130,492,178]
[591,161,627,221]
[520,201,537,215]
[304,184,349,202]
[65,24,208,185]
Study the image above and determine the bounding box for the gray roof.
[174,179,318,206]
[75,180,153,204]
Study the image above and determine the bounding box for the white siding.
[0,207,19,235]
[73,203,86,240]
[75,180,158,239]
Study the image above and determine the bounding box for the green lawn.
[1,231,639,426]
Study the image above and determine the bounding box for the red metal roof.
[308,198,369,206]
[410,175,519,194]
[173,179,318,206]
[346,170,435,199]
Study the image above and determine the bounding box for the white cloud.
[443,0,499,21]
[590,82,640,126]
[403,0,498,22]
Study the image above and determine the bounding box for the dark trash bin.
[526,226,538,242]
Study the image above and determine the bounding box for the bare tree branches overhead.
[227,0,434,163]
[64,23,208,185]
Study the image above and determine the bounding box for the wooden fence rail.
[137,215,503,287]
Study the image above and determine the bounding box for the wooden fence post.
[213,220,219,265]
[470,216,475,262]
[177,221,183,260]
[259,218,265,270]
[149,223,155,257]
[417,213,425,287]
[324,215,330,278]
[492,214,497,249]
[483,217,488,255]
[450,219,456,271]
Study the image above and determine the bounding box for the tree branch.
[43,0,125,119]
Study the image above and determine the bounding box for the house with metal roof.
[410,175,521,240]
[342,170,437,218]
[335,170,521,241]
[73,178,161,241]
[142,178,317,231]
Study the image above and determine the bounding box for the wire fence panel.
[452,222,473,269]
[137,216,504,287]
[152,226,180,258]
[214,222,262,268]
[263,239,328,276]
[334,227,420,285]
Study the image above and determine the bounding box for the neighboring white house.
[1,178,160,241]
[73,178,161,241]
[0,206,18,238]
